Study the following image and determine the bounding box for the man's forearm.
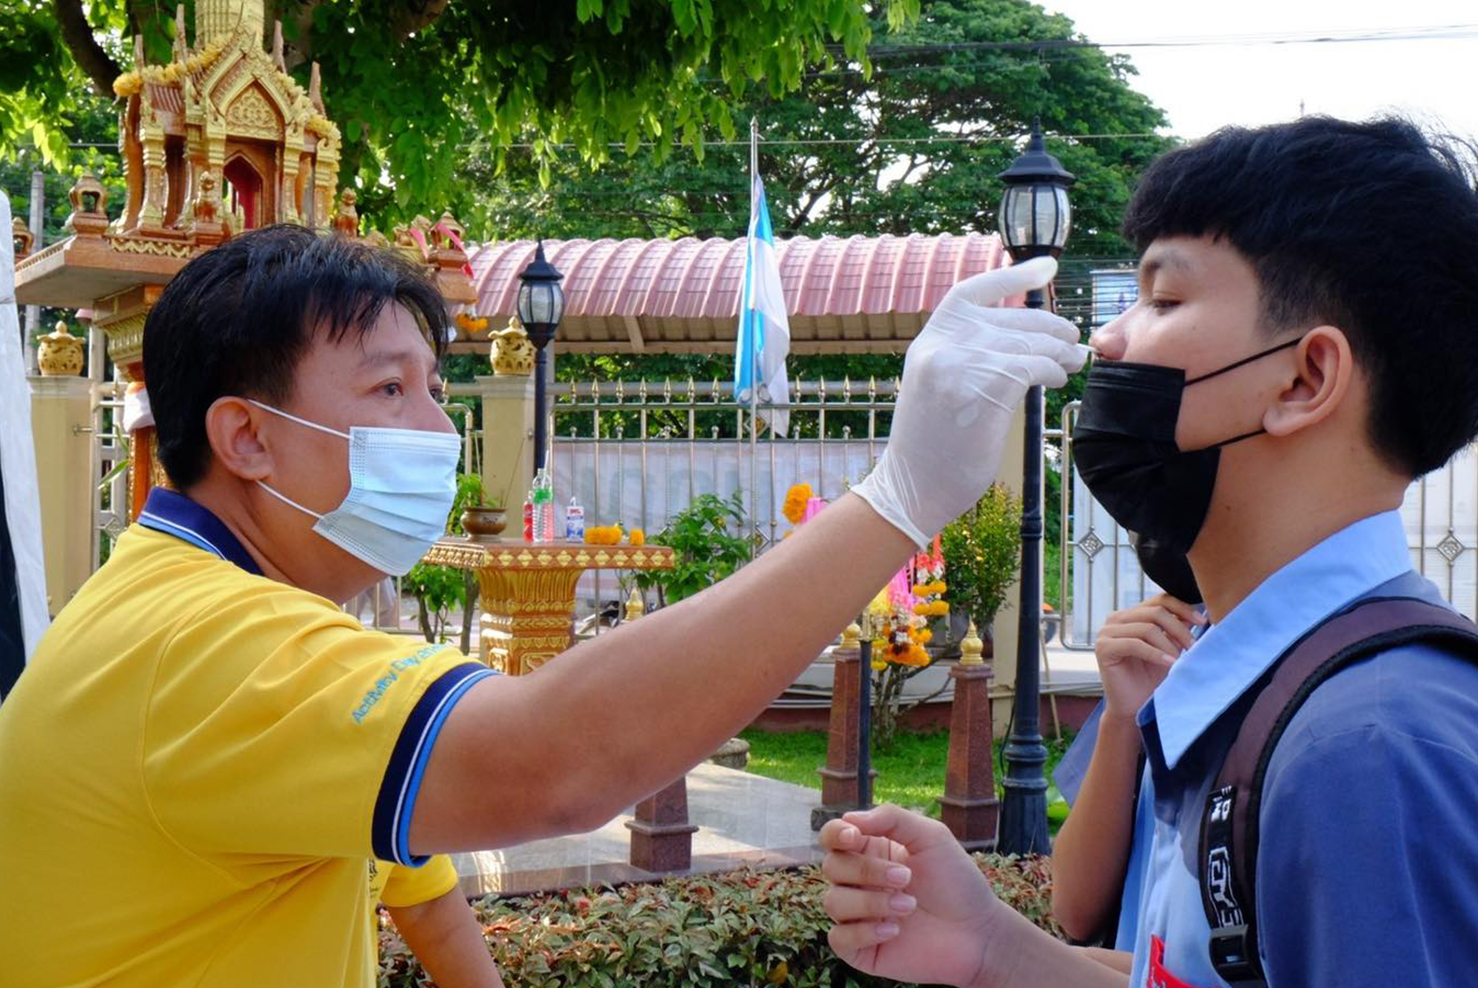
[526,493,915,818]
[387,890,505,988]
[415,493,916,851]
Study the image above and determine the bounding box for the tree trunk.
[54,0,121,96]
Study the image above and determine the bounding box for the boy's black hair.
[1123,116,1478,477]
[143,225,449,489]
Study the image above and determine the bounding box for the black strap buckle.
[1209,924,1267,988]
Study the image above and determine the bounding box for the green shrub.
[378,856,1059,988]
[633,492,752,608]
[940,485,1023,634]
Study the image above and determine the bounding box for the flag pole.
[748,115,760,556]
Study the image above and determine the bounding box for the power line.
[833,24,1478,57]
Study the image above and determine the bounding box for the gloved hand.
[852,257,1086,547]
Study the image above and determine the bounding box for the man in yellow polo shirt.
[372,856,505,987]
[0,225,1083,985]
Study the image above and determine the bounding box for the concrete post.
[991,403,1026,736]
[475,374,534,512]
[29,376,94,614]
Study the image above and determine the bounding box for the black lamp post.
[516,240,565,472]
[995,119,1074,856]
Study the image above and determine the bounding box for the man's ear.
[204,397,273,481]
[1263,326,1354,437]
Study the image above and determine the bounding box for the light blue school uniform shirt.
[1124,510,1478,987]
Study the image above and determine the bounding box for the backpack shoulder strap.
[1199,596,1478,988]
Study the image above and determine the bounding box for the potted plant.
[631,492,752,609]
[460,482,506,543]
[938,484,1023,659]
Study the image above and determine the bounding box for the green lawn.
[739,727,1074,826]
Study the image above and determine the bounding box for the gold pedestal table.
[424,538,674,675]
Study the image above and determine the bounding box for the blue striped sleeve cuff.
[371,661,497,865]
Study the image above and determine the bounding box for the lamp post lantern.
[996,119,1074,856]
[516,240,565,472]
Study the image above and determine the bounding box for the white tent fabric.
[0,194,50,662]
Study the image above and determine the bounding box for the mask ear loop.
[1185,337,1301,386]
[1186,337,1304,449]
[245,398,352,440]
[244,398,349,519]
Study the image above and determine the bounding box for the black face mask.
[1073,339,1299,555]
[1130,530,1203,604]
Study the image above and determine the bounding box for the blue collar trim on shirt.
[1138,510,1414,771]
[137,488,263,576]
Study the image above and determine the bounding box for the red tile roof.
[465,233,1013,354]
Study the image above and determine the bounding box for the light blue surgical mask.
[248,399,461,576]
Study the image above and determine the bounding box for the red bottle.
[522,497,535,542]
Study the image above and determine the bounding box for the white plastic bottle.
[565,495,585,542]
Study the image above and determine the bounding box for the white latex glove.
[852,257,1086,547]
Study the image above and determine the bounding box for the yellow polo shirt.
[0,491,494,987]
[369,855,462,956]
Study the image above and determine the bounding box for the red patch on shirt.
[1148,935,1204,988]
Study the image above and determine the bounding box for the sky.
[1041,1,1478,141]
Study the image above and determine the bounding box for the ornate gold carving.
[960,622,985,667]
[101,313,148,365]
[225,84,283,139]
[332,188,359,237]
[424,538,674,573]
[424,537,671,675]
[37,325,85,376]
[64,174,109,237]
[11,217,32,258]
[491,317,536,377]
[104,236,199,258]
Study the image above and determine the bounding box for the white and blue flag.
[734,169,791,437]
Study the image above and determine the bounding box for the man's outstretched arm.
[409,257,1087,854]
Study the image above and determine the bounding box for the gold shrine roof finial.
[197,0,265,47]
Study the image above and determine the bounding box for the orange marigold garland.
[782,483,814,525]
[870,536,947,668]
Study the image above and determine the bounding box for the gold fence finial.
[842,621,861,649]
[960,621,984,666]
[625,587,646,622]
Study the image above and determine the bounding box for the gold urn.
[491,316,536,376]
[37,324,85,376]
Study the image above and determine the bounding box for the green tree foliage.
[482,0,1172,390]
[14,0,918,226]
[456,0,1168,252]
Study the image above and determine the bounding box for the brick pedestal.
[626,779,699,871]
[622,588,698,871]
[938,626,999,850]
[812,626,876,830]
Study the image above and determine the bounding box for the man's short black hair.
[1123,116,1478,477]
[144,225,450,489]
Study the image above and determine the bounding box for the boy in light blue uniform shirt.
[816,115,1478,988]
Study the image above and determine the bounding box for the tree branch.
[54,0,122,96]
[390,0,450,39]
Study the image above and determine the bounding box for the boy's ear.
[1262,327,1354,438]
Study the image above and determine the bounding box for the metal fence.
[84,362,1478,651]
[1057,400,1478,647]
[548,378,899,619]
